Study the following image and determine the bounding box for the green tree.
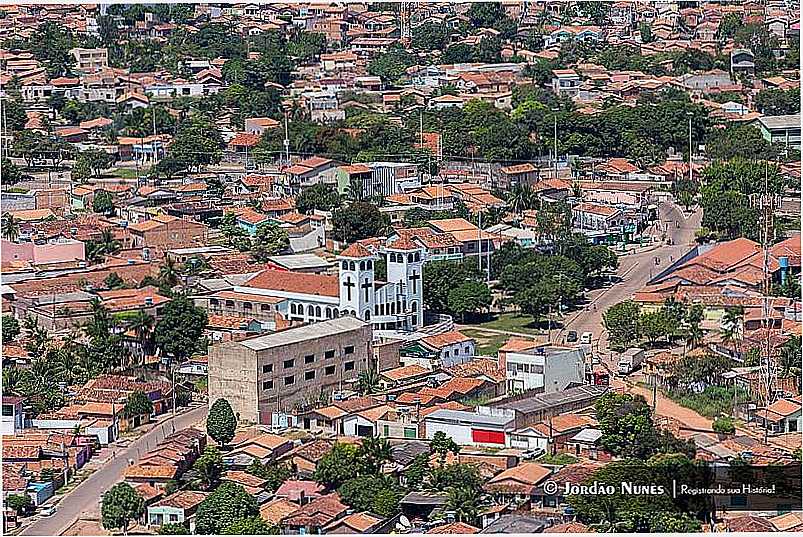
[222,516,277,535]
[295,183,341,214]
[103,272,125,290]
[77,149,115,178]
[640,310,669,346]
[403,453,430,491]
[101,482,145,535]
[423,260,483,313]
[193,446,224,490]
[2,314,21,343]
[706,124,776,161]
[446,486,484,525]
[755,87,800,115]
[313,442,361,489]
[2,213,20,241]
[447,281,492,322]
[431,431,461,463]
[6,493,32,515]
[367,44,415,86]
[1,158,25,184]
[251,222,289,262]
[194,482,259,535]
[154,295,208,361]
[166,115,223,173]
[412,22,448,51]
[4,98,28,131]
[331,202,390,244]
[338,475,402,516]
[158,523,190,535]
[123,391,153,420]
[358,435,393,476]
[603,301,642,351]
[712,416,735,435]
[246,461,293,492]
[207,398,237,448]
[92,190,115,216]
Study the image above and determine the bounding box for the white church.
[208,236,426,333]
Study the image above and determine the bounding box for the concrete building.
[69,47,109,72]
[752,114,801,152]
[208,317,372,426]
[423,407,516,447]
[501,344,585,394]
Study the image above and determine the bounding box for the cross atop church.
[362,278,372,301]
[344,277,355,301]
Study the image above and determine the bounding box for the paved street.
[20,405,208,537]
[560,201,702,356]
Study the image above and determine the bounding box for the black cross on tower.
[409,270,420,294]
[362,278,372,301]
[344,277,355,301]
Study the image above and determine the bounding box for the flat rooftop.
[239,316,369,351]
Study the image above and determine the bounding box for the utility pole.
[283,110,290,165]
[172,363,177,418]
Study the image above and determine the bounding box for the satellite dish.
[399,515,411,528]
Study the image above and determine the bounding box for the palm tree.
[159,257,179,289]
[2,213,20,241]
[358,436,393,474]
[506,184,535,214]
[779,336,802,391]
[127,310,154,360]
[720,306,744,356]
[357,364,380,395]
[88,229,121,263]
[52,334,89,386]
[344,174,366,203]
[445,486,483,525]
[3,367,26,396]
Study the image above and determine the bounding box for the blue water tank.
[779,256,789,284]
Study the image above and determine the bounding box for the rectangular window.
[261,304,270,311]
[225,300,235,308]
[383,425,390,436]
[305,354,315,364]
[210,298,219,306]
[262,380,273,390]
[344,361,355,372]
[284,359,295,369]
[243,302,252,310]
[404,427,417,439]
[305,370,315,381]
[344,345,355,355]
[325,349,335,359]
[262,364,273,373]
[284,375,295,386]
[325,365,336,376]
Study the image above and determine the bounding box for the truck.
[617,347,645,376]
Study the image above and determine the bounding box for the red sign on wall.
[471,429,505,444]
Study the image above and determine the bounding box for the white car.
[40,505,57,517]
[580,332,593,345]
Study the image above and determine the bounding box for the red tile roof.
[245,269,339,297]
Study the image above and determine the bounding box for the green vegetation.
[537,453,578,465]
[207,398,237,448]
[101,482,144,534]
[459,329,509,356]
[665,386,744,418]
[472,313,543,335]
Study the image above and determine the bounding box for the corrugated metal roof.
[240,316,369,351]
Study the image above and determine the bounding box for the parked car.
[566,331,578,343]
[580,332,593,344]
[40,506,57,517]
[522,448,545,460]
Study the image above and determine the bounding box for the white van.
[580,332,593,345]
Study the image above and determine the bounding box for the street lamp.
[552,108,560,180]
[687,111,693,185]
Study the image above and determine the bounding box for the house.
[245,117,280,135]
[751,114,801,152]
[730,48,755,77]
[282,156,339,195]
[127,214,208,254]
[755,396,802,434]
[275,479,325,504]
[223,433,294,467]
[499,164,539,188]
[423,408,516,447]
[147,491,209,532]
[324,511,387,534]
[399,331,476,369]
[281,493,349,534]
[501,343,585,394]
[483,462,552,502]
[260,498,300,526]
[551,69,581,97]
[1,397,25,435]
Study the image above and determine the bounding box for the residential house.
[147,491,209,532]
[281,493,349,534]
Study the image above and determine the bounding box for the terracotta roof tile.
[244,269,339,297]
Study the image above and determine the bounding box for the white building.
[423,407,516,447]
[503,345,585,394]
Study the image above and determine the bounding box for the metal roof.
[757,114,801,130]
[240,316,369,351]
[493,385,608,414]
[267,254,332,270]
[423,408,514,427]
